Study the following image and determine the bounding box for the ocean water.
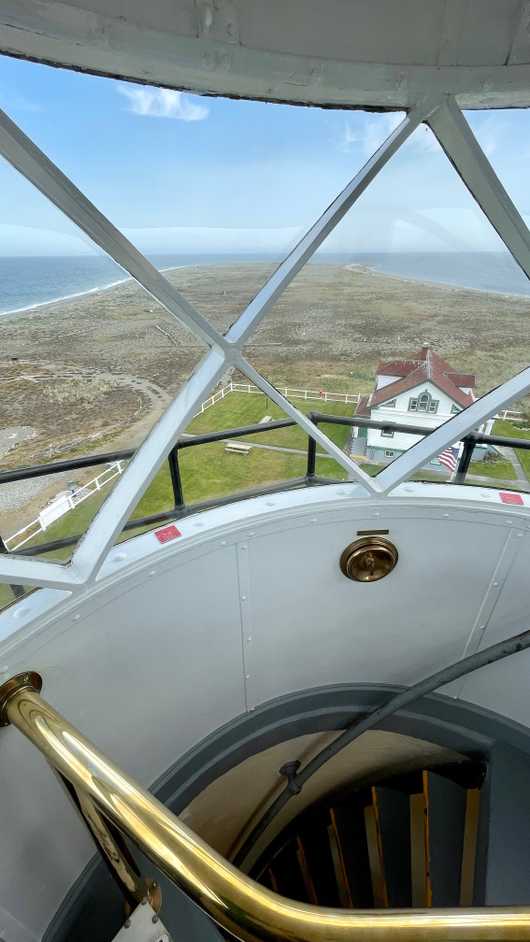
[348,251,530,297]
[0,253,271,316]
[1,251,530,316]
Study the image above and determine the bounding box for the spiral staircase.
[254,762,485,910]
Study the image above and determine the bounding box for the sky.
[0,54,529,256]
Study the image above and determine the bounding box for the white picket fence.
[4,382,524,553]
[195,382,523,419]
[4,383,358,553]
[194,381,360,415]
[5,460,125,552]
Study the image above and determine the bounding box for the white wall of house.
[367,381,463,452]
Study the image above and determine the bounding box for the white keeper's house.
[353,344,494,467]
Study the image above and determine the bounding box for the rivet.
[73,613,81,621]
[220,540,227,546]
[149,570,156,576]
[152,914,159,924]
[443,513,450,518]
[517,532,524,537]
[249,531,255,537]
[241,595,247,601]
[247,635,252,642]
[492,581,499,587]
[240,545,247,551]
[124,918,131,928]
[480,625,486,631]
[245,673,250,679]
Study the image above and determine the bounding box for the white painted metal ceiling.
[2,0,530,108]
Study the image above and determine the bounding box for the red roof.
[446,371,475,387]
[371,346,475,409]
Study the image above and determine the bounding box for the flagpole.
[449,441,464,483]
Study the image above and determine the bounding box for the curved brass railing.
[2,672,530,941]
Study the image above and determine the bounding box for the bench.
[224,441,251,455]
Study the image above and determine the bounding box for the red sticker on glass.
[155,524,182,543]
[499,492,524,505]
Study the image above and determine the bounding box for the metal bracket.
[279,760,302,794]
[112,901,172,942]
[0,671,42,727]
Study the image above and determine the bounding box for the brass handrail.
[2,672,530,941]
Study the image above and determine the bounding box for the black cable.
[233,625,530,869]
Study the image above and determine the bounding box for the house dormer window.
[409,391,439,414]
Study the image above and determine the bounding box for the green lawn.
[4,392,358,571]
[468,457,517,480]
[188,392,353,450]
[8,398,527,586]
[5,397,527,613]
[493,419,530,479]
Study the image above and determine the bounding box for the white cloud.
[338,112,444,159]
[468,114,501,157]
[118,85,208,121]
[338,121,362,153]
[338,112,405,157]
[123,225,302,255]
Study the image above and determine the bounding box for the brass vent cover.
[340,537,398,582]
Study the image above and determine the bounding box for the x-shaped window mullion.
[379,97,530,493]
[74,100,442,580]
[0,107,227,352]
[0,97,437,588]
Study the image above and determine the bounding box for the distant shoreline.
[3,256,529,322]
[0,264,188,320]
[0,276,130,319]
[345,262,530,302]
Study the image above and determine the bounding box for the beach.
[1,261,529,528]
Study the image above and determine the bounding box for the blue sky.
[0,53,529,255]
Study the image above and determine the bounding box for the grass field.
[494,419,530,477]
[3,393,355,569]
[1,395,527,611]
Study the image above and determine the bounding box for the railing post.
[454,436,476,484]
[168,445,184,508]
[307,413,318,479]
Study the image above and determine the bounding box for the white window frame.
[1,92,530,590]
[410,391,439,414]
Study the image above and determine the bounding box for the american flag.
[438,445,460,473]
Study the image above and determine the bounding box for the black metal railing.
[1,411,530,600]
